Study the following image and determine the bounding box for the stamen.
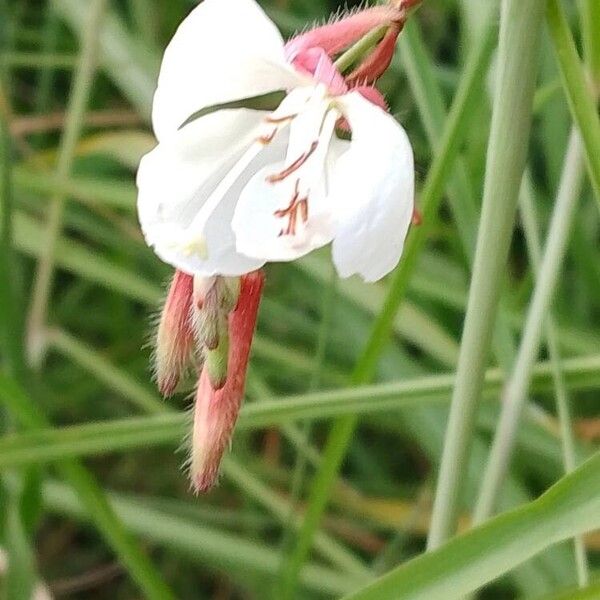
[274,180,309,237]
[266,141,319,183]
[257,129,276,145]
[266,113,299,124]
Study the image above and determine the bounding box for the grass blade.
[473,129,585,523]
[280,8,502,594]
[427,0,545,549]
[0,376,176,599]
[344,452,600,600]
[546,0,600,206]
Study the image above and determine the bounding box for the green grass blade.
[26,0,107,365]
[546,0,600,206]
[0,376,176,599]
[518,162,590,585]
[280,8,502,594]
[41,480,361,597]
[428,0,545,549]
[473,129,585,523]
[343,451,600,600]
[2,351,598,471]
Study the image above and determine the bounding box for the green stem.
[281,9,500,593]
[427,0,545,549]
[1,351,600,467]
[518,163,590,586]
[577,0,600,83]
[0,377,176,599]
[334,26,388,73]
[277,264,338,591]
[26,0,106,367]
[546,0,600,207]
[473,130,584,524]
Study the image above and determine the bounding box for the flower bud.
[346,23,402,86]
[285,6,402,61]
[154,270,194,397]
[189,270,265,493]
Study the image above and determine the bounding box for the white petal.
[330,92,414,282]
[232,103,338,261]
[137,108,282,276]
[152,0,304,140]
[232,164,333,261]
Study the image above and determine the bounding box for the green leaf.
[344,452,600,600]
[546,0,600,207]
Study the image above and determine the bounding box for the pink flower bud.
[154,270,195,397]
[346,23,402,86]
[189,270,265,493]
[285,6,402,61]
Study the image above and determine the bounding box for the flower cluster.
[138,0,416,492]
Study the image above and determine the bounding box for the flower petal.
[152,0,304,139]
[231,163,333,261]
[137,108,284,276]
[330,92,414,282]
[232,101,338,261]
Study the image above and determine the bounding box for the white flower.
[137,0,414,282]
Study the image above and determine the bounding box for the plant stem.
[0,376,176,599]
[26,0,106,367]
[427,0,545,549]
[546,0,600,207]
[279,7,502,593]
[334,26,388,73]
[473,130,584,524]
[577,0,600,84]
[518,163,590,586]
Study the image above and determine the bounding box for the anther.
[266,141,318,183]
[274,181,309,236]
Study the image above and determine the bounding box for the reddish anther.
[274,181,309,236]
[266,141,318,183]
[412,207,422,226]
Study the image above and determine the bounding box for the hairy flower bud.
[190,271,265,493]
[346,22,402,85]
[154,270,194,397]
[284,6,402,61]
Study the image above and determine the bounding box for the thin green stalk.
[281,7,501,594]
[473,130,585,524]
[26,0,106,366]
[334,26,388,73]
[399,7,521,374]
[277,264,338,592]
[546,0,600,207]
[45,330,367,577]
[3,482,35,600]
[48,327,165,414]
[0,377,176,599]
[577,0,600,84]
[518,165,589,586]
[0,78,38,598]
[2,52,76,69]
[0,88,25,383]
[427,0,545,549]
[1,350,599,468]
[41,480,360,597]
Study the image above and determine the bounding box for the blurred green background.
[1,0,599,598]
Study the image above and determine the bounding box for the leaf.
[343,452,600,600]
